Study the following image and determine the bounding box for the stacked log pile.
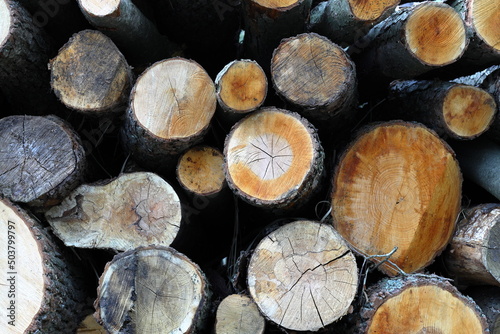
[1,0,500,333]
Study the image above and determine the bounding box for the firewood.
[331,121,462,275]
[94,246,211,334]
[308,0,400,46]
[77,314,106,333]
[271,33,358,128]
[247,220,358,332]
[77,0,180,65]
[357,275,488,333]
[214,294,265,334]
[0,198,91,333]
[45,172,182,251]
[0,0,55,114]
[0,115,86,209]
[381,80,496,140]
[242,0,312,68]
[215,59,268,125]
[49,30,133,116]
[122,57,217,171]
[444,203,500,287]
[224,107,324,211]
[466,286,500,334]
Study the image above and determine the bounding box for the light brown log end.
[332,121,462,275]
[349,0,400,21]
[251,0,302,9]
[78,0,120,16]
[247,220,358,332]
[443,84,497,138]
[215,294,265,334]
[472,0,500,52]
[405,3,467,66]
[77,314,106,334]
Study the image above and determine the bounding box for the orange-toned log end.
[443,85,496,138]
[224,107,324,210]
[405,2,467,66]
[331,121,462,275]
[361,276,488,334]
[177,145,226,196]
[216,60,267,114]
[251,0,302,10]
[349,0,400,21]
[472,0,500,52]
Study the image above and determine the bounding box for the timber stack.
[1,0,500,333]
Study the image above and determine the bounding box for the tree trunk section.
[122,57,217,172]
[0,0,56,114]
[78,314,106,334]
[94,246,211,334]
[224,107,324,212]
[467,286,500,334]
[0,115,86,209]
[331,121,462,275]
[50,29,133,115]
[444,203,500,287]
[77,0,180,66]
[214,294,266,334]
[215,59,268,126]
[0,198,91,333]
[242,0,312,69]
[308,0,399,46]
[382,79,496,140]
[45,171,182,251]
[247,220,358,332]
[357,275,488,333]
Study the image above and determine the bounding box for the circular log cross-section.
[95,246,210,334]
[50,29,133,115]
[331,121,462,275]
[0,115,86,208]
[123,58,216,170]
[359,275,488,333]
[247,220,358,332]
[215,294,265,334]
[271,33,357,122]
[224,107,324,211]
[470,0,500,53]
[45,172,182,251]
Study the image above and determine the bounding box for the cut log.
[224,107,324,211]
[0,0,55,114]
[382,80,496,140]
[50,30,133,115]
[94,246,211,334]
[215,59,268,125]
[358,275,488,333]
[45,172,182,251]
[122,57,217,171]
[77,314,106,334]
[214,294,266,334]
[242,0,312,68]
[308,0,399,46]
[271,33,358,127]
[77,0,180,65]
[331,121,462,275]
[444,203,500,287]
[466,286,500,334]
[247,220,358,332]
[0,197,91,333]
[0,115,86,209]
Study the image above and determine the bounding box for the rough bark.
[242,0,312,69]
[122,57,216,172]
[308,0,400,46]
[247,220,358,332]
[224,107,324,211]
[331,121,462,275]
[357,275,488,333]
[49,29,133,115]
[94,246,211,334]
[444,203,500,287]
[214,294,266,334]
[382,79,496,140]
[0,114,86,209]
[0,197,91,333]
[467,286,500,334]
[45,172,182,251]
[0,0,55,114]
[271,33,358,127]
[77,0,180,65]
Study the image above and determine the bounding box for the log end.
[472,0,500,53]
[0,0,11,48]
[349,0,400,21]
[215,294,265,334]
[78,0,120,16]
